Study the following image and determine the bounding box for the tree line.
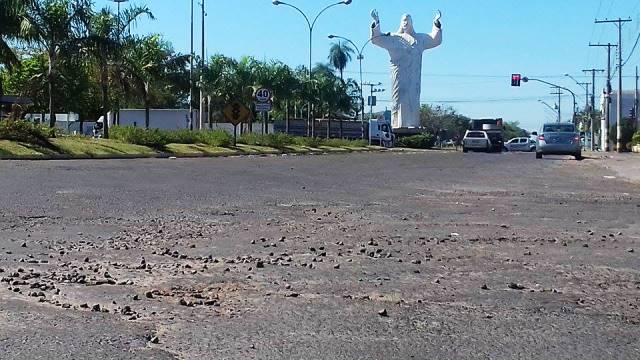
[0,0,362,137]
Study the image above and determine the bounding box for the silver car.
[536,123,582,160]
[462,131,491,152]
[504,137,536,152]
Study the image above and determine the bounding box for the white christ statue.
[371,10,443,129]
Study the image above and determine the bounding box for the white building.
[107,109,273,133]
[599,90,639,149]
[600,90,639,127]
[24,112,95,135]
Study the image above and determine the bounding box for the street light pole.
[189,0,194,130]
[538,99,557,112]
[327,33,390,139]
[273,0,352,138]
[110,0,129,134]
[523,77,576,123]
[199,0,206,130]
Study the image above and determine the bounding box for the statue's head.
[398,14,415,34]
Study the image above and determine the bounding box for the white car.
[504,137,536,152]
[462,131,491,152]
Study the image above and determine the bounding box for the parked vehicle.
[469,119,503,152]
[462,130,491,152]
[504,137,536,152]
[535,123,582,160]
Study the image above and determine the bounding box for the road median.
[0,138,387,160]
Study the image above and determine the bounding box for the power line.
[623,31,640,66]
[375,95,571,104]
[343,70,611,79]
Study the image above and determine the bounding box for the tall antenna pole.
[199,0,206,130]
[189,0,194,130]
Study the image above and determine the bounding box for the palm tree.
[328,41,354,82]
[119,35,188,128]
[0,0,25,68]
[21,0,92,128]
[0,0,27,114]
[83,5,153,137]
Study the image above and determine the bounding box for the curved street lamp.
[523,76,577,123]
[328,33,389,139]
[273,0,351,137]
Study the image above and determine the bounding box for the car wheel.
[536,152,542,159]
[575,153,583,161]
[462,148,468,153]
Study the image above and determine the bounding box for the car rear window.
[466,132,485,138]
[543,124,575,133]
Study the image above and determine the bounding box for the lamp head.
[272,0,281,5]
[328,35,336,39]
[343,0,352,4]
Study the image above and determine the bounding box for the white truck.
[369,114,393,147]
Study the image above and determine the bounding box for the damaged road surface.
[0,152,639,359]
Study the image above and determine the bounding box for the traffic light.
[511,74,521,87]
[629,107,636,119]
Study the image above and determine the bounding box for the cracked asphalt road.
[0,151,639,359]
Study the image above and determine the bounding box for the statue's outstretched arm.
[370,8,391,50]
[423,10,443,50]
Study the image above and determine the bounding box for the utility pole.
[363,82,384,123]
[583,69,604,151]
[199,0,206,130]
[590,43,616,151]
[551,88,563,122]
[595,18,632,152]
[189,0,194,130]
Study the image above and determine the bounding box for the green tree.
[0,0,29,113]
[2,50,101,123]
[503,121,528,140]
[83,5,153,137]
[119,35,188,128]
[328,41,353,82]
[0,0,26,68]
[20,0,92,128]
[420,104,470,140]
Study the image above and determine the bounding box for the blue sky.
[95,0,640,131]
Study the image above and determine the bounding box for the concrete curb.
[0,146,390,161]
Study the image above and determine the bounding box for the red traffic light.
[511,74,521,87]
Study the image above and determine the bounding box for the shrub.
[396,133,435,149]
[196,130,233,147]
[238,133,296,149]
[632,132,640,146]
[110,126,234,148]
[609,120,636,151]
[323,138,368,148]
[0,119,55,146]
[293,136,324,148]
[110,126,169,148]
[164,129,198,144]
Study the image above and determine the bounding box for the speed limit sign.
[255,88,272,103]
